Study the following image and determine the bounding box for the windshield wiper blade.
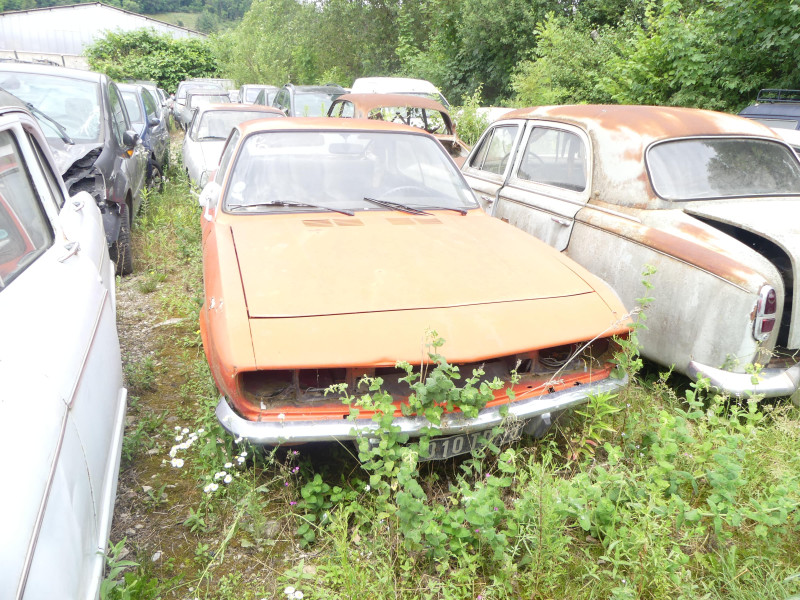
[423,205,468,215]
[25,102,74,145]
[228,200,354,216]
[363,197,432,216]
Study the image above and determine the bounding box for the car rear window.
[647,137,800,200]
[194,110,282,141]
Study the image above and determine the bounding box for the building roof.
[0,3,205,56]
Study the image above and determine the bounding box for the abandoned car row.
[3,63,800,598]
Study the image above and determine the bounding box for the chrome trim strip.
[65,287,108,408]
[16,409,69,600]
[216,374,628,445]
[688,360,800,398]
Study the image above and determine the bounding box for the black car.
[739,89,800,131]
[119,83,170,191]
[0,62,147,274]
[271,83,346,116]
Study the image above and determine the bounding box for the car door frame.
[493,120,593,251]
[461,119,527,213]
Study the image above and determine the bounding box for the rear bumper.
[215,373,629,445]
[687,360,800,398]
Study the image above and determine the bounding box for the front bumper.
[215,373,629,445]
[687,360,800,398]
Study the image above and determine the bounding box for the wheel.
[147,163,164,193]
[109,203,133,276]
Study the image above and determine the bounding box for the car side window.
[516,127,587,192]
[215,130,241,185]
[142,89,158,121]
[469,125,518,175]
[108,84,127,145]
[0,130,55,289]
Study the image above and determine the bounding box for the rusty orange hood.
[230,212,598,318]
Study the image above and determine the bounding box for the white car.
[0,93,126,598]
[351,76,450,108]
[183,103,284,187]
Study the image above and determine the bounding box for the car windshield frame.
[646,135,800,201]
[221,129,479,215]
[293,91,342,117]
[0,71,103,144]
[120,90,145,127]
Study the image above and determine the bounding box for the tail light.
[754,285,777,341]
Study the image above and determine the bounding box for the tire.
[148,162,164,193]
[109,203,133,276]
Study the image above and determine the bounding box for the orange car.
[198,118,631,459]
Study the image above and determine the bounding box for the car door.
[142,88,168,167]
[492,121,591,251]
[0,113,125,599]
[461,120,525,213]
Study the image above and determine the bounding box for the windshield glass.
[244,87,265,102]
[648,137,800,200]
[367,106,451,135]
[0,72,102,143]
[177,83,221,100]
[194,110,282,141]
[223,130,477,213]
[190,94,230,109]
[121,90,144,125]
[294,92,341,117]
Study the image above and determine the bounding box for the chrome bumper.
[215,374,629,445]
[687,360,800,398]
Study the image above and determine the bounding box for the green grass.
[105,145,800,600]
[147,11,201,30]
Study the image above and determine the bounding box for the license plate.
[422,428,521,461]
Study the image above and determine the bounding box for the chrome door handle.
[480,195,494,204]
[551,217,570,227]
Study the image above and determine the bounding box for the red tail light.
[754,285,777,341]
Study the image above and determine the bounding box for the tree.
[85,29,218,92]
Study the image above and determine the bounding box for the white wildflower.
[169,447,178,458]
[182,427,190,434]
[277,412,286,420]
[203,482,219,493]
[224,462,233,468]
[214,471,227,480]
[175,435,184,442]
[174,425,181,431]
[224,474,233,484]
[170,458,184,468]
[284,587,296,596]
[198,428,205,434]
[234,435,243,443]
[364,485,371,492]
[293,592,304,600]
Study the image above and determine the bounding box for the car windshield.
[121,90,144,126]
[244,87,264,102]
[294,92,341,116]
[0,72,102,143]
[223,130,478,213]
[190,94,230,109]
[177,83,221,100]
[194,110,282,141]
[647,137,800,200]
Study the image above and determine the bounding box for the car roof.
[499,104,777,141]
[286,84,346,93]
[351,77,440,94]
[334,93,449,113]
[0,61,104,83]
[236,116,425,136]
[739,102,800,118]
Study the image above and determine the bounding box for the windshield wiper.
[25,102,74,145]
[228,200,354,216]
[198,135,227,141]
[363,197,432,216]
[363,197,468,216]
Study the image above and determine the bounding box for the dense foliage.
[208,0,800,111]
[85,29,218,92]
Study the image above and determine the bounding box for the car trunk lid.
[683,198,800,348]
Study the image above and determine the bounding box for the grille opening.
[695,218,794,348]
[238,340,616,411]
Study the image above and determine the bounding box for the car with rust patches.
[0,93,126,599]
[328,93,470,165]
[183,102,284,187]
[0,62,147,275]
[197,117,631,457]
[462,104,800,398]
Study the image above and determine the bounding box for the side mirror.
[149,117,160,128]
[122,130,139,155]
[199,170,209,188]
[199,181,221,210]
